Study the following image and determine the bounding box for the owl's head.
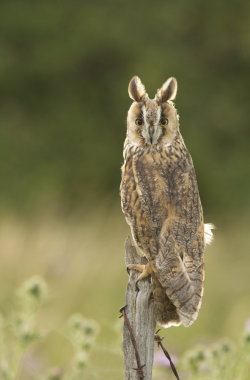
[126,76,179,148]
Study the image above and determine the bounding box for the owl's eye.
[160,118,168,126]
[135,118,143,126]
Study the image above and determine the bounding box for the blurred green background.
[0,0,249,378]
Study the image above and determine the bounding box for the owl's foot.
[127,261,156,281]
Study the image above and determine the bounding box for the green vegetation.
[1,265,250,379]
[0,276,100,379]
[154,329,250,380]
[0,210,249,379]
[0,0,249,217]
[180,332,250,380]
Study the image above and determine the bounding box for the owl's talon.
[128,264,145,273]
[127,262,156,281]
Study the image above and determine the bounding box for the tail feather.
[204,223,215,245]
[151,222,214,327]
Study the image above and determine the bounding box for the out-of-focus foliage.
[179,329,250,380]
[0,0,249,217]
[1,273,250,379]
[153,321,250,380]
[0,276,100,379]
[154,322,250,380]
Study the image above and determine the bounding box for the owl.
[120,76,214,328]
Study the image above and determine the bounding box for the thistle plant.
[180,322,250,380]
[63,314,100,380]
[1,276,249,379]
[0,276,100,380]
[0,276,47,379]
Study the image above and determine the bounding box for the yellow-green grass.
[0,204,249,378]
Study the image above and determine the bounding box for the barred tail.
[153,257,205,327]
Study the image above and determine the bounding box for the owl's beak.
[149,126,154,144]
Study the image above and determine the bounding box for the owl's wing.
[132,152,170,237]
[121,153,165,259]
[133,152,205,327]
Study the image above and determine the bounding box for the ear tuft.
[128,76,147,102]
[157,77,177,102]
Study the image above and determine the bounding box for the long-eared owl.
[120,76,213,327]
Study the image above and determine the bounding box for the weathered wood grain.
[123,236,156,380]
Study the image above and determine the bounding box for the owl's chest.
[121,150,184,220]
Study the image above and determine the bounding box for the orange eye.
[135,118,143,126]
[160,118,168,126]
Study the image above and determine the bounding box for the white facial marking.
[151,105,162,144]
[141,105,148,141]
[157,105,161,121]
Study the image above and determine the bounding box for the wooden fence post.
[122,236,156,380]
